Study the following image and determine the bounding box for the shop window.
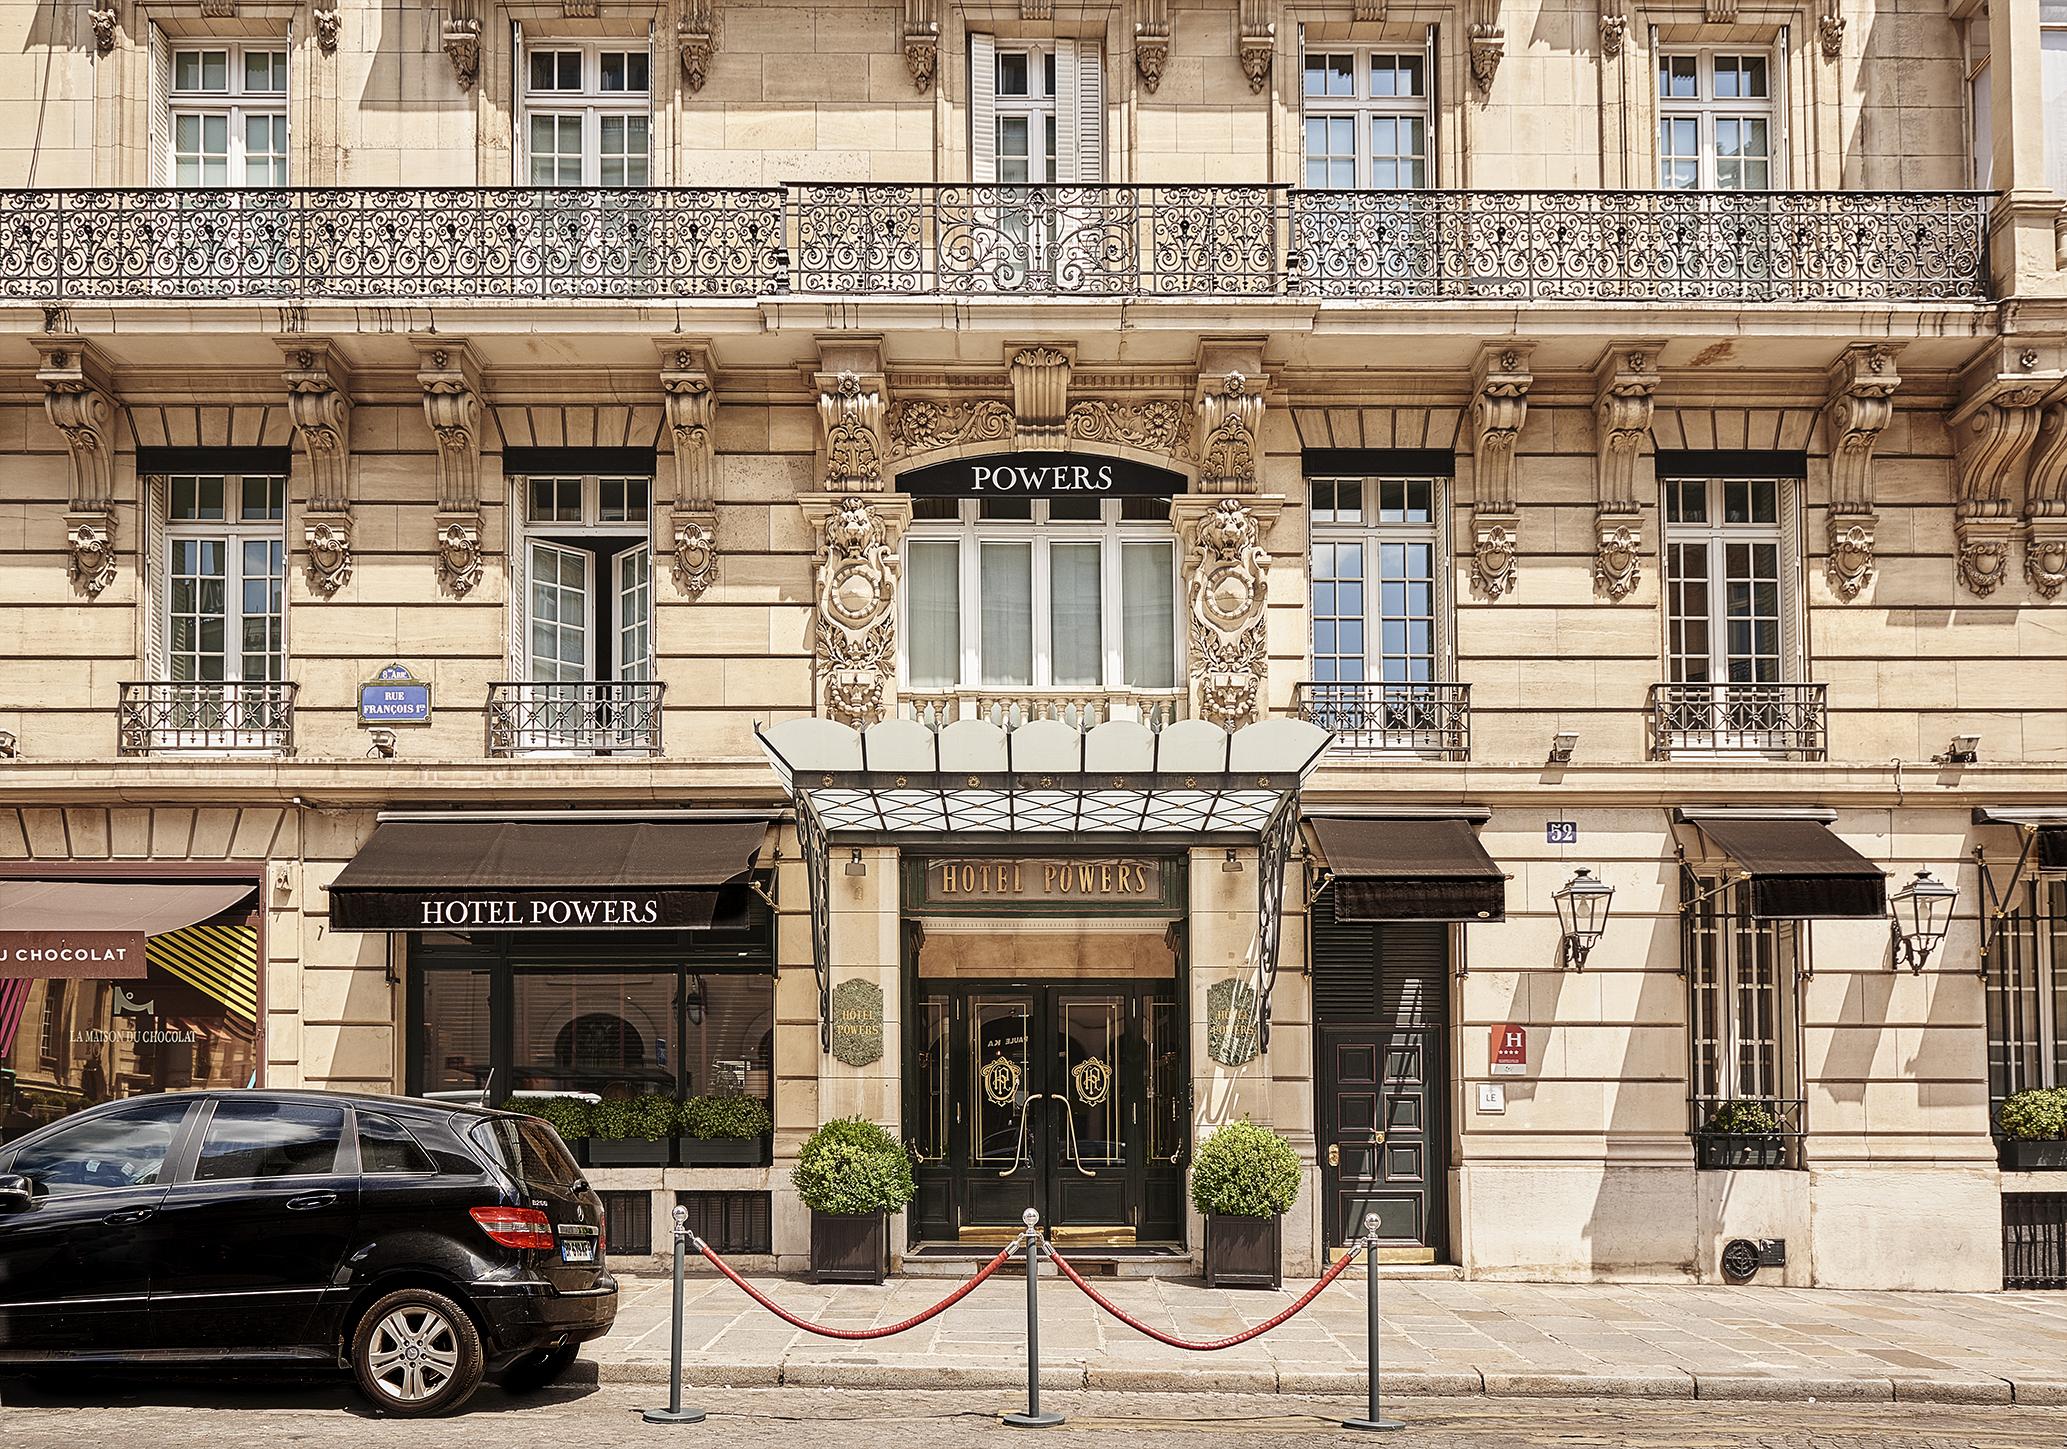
[1301,49,1431,190]
[169,44,289,187]
[1987,875,2067,1103]
[1683,872,1806,1168]
[417,967,492,1096]
[520,42,650,186]
[902,497,1178,702]
[1657,49,1777,191]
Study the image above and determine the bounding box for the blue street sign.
[359,663,432,726]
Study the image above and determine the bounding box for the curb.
[588,1360,2048,1406]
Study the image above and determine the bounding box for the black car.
[0,1089,616,1415]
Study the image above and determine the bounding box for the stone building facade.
[1,0,2064,1290]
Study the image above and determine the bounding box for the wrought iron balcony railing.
[0,186,1991,303]
[487,680,665,757]
[1690,1096,1805,1171]
[1648,681,1827,761]
[117,680,297,755]
[898,686,1188,732]
[1293,681,1470,759]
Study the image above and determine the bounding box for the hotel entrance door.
[907,984,1186,1245]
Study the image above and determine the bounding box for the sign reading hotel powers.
[922,857,1164,905]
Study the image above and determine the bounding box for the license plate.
[560,1237,596,1264]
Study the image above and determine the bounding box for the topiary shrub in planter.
[587,1094,679,1167]
[507,1095,595,1165]
[1696,1099,1787,1170]
[792,1116,914,1283]
[1190,1119,1301,1290]
[1999,1087,2067,1171]
[678,1094,774,1167]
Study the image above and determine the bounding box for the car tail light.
[470,1206,556,1251]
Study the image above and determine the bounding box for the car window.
[468,1117,581,1190]
[8,1100,190,1198]
[193,1099,346,1181]
[358,1112,436,1175]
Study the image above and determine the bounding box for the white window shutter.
[511,20,525,182]
[1774,27,1790,188]
[1779,476,1805,682]
[142,474,167,674]
[970,32,997,182]
[506,478,528,678]
[1069,40,1104,183]
[147,25,170,185]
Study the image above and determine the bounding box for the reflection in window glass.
[193,1099,344,1180]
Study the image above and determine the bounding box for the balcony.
[1293,681,1470,760]
[117,680,297,755]
[1690,1096,1805,1172]
[487,681,664,757]
[898,687,1187,731]
[1647,682,1827,761]
[0,186,1990,304]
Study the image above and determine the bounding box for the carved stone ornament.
[816,496,903,726]
[671,510,719,597]
[1066,398,1192,457]
[66,512,117,598]
[441,16,481,89]
[1136,24,1169,91]
[304,513,354,596]
[903,0,939,90]
[1239,35,1273,92]
[1950,380,2046,598]
[2024,398,2067,601]
[313,7,340,54]
[1956,521,2015,597]
[416,343,483,515]
[90,7,117,56]
[1704,0,1736,21]
[820,372,886,492]
[1010,345,1072,450]
[1197,372,1262,493]
[1470,26,1504,89]
[434,512,484,597]
[885,398,1013,459]
[1472,514,1520,599]
[1817,0,1844,59]
[1184,499,1272,728]
[1468,344,1532,598]
[283,345,353,521]
[1599,8,1626,55]
[677,1,715,93]
[2027,521,2067,599]
[1820,345,1899,601]
[660,353,717,509]
[1825,515,1878,602]
[1593,513,1643,602]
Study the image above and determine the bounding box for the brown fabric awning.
[0,880,253,934]
[1309,816,1506,923]
[1689,817,1886,919]
[327,818,766,931]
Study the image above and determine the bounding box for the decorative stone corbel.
[1010,344,1073,451]
[1816,0,1844,58]
[279,339,356,598]
[35,337,120,599]
[1177,496,1274,728]
[414,338,487,597]
[2023,393,2067,599]
[313,8,340,53]
[1821,344,1900,602]
[804,494,909,725]
[1598,0,1626,55]
[1135,0,1169,92]
[1237,0,1273,93]
[903,0,938,90]
[1592,343,1659,602]
[1354,0,1385,17]
[1704,0,1736,22]
[1949,369,2048,598]
[816,345,888,493]
[1196,370,1266,494]
[90,7,117,55]
[678,0,715,92]
[441,14,481,89]
[1470,4,1504,89]
[660,342,720,598]
[1467,344,1532,598]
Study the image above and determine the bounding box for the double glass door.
[908,984,1184,1245]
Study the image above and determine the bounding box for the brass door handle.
[1326,1143,1340,1167]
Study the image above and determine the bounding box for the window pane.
[418,967,492,1094]
[996,50,1031,96]
[907,540,961,689]
[511,968,677,1095]
[1050,542,1104,688]
[245,50,288,92]
[193,1100,345,1181]
[8,1102,189,1197]
[1659,54,1698,98]
[1303,52,1353,96]
[1121,542,1176,689]
[358,1113,436,1175]
[978,542,1033,687]
[681,973,773,1102]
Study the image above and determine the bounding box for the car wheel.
[350,1288,485,1417]
[499,1341,580,1394]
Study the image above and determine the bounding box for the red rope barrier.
[1045,1242,1361,1351]
[695,1236,1020,1340]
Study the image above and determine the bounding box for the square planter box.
[810,1210,888,1284]
[1696,1134,1787,1170]
[1204,1212,1282,1290]
[2001,1140,2067,1171]
[586,1138,672,1168]
[679,1135,768,1168]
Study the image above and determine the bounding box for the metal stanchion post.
[1002,1207,1063,1429]
[644,1204,707,1425]
[1341,1212,1403,1433]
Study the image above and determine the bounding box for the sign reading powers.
[899,452,1186,499]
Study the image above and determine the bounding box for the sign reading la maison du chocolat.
[920,857,1168,907]
[899,452,1186,499]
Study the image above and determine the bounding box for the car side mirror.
[0,1173,32,1210]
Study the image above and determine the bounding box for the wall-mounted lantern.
[1890,868,1958,972]
[1553,867,1615,969]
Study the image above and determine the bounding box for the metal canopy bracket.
[1253,790,1300,1051]
[792,788,834,1053]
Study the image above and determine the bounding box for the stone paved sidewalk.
[588,1269,2067,1404]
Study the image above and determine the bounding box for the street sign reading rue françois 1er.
[359,663,432,727]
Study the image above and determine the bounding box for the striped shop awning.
[146,923,259,1024]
